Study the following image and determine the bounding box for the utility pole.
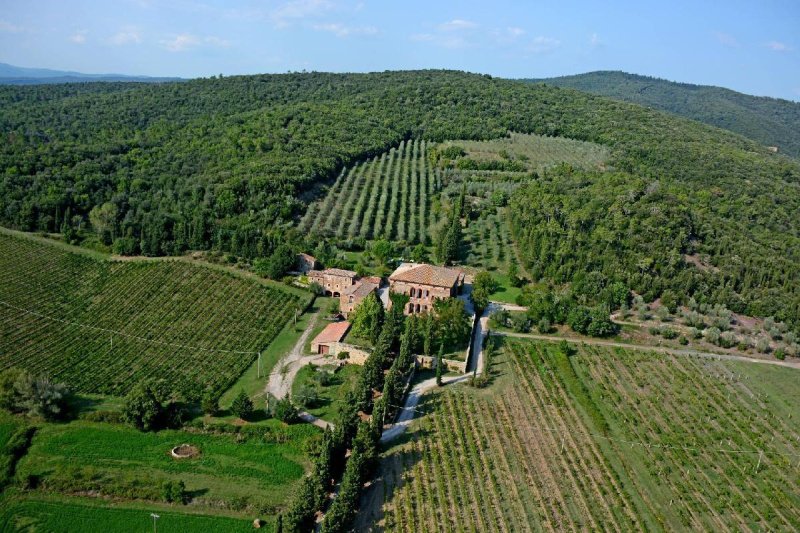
[755,449,764,474]
[257,352,262,378]
[150,513,160,533]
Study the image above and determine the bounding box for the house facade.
[388,263,464,315]
[308,268,358,297]
[340,280,379,317]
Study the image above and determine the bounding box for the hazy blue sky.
[1,0,798,100]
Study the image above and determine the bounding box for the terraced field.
[0,232,308,398]
[299,139,441,243]
[379,340,800,531]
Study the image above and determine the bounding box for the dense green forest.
[529,71,800,157]
[1,70,799,329]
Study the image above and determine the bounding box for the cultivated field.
[299,139,441,242]
[0,233,307,398]
[378,340,800,531]
[439,132,610,173]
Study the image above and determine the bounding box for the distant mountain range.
[528,71,800,158]
[0,62,181,85]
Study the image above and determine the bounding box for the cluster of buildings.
[298,253,464,318]
[298,253,466,356]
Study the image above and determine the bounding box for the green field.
[380,339,800,531]
[15,419,318,514]
[0,232,308,399]
[298,139,441,243]
[0,495,261,533]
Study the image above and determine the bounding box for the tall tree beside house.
[433,298,472,352]
[349,292,384,344]
[436,343,444,386]
[437,186,466,265]
[471,271,498,312]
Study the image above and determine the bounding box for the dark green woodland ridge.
[0,70,798,328]
[529,70,800,158]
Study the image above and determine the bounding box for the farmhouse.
[308,268,358,296]
[389,263,464,315]
[340,279,379,317]
[296,253,317,274]
[310,321,351,354]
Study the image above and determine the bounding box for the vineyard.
[0,233,307,398]
[379,340,800,531]
[298,139,441,243]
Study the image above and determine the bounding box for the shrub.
[0,369,71,421]
[122,380,174,431]
[719,331,737,349]
[231,390,254,420]
[537,318,553,334]
[774,348,786,361]
[295,385,318,409]
[162,480,188,504]
[755,337,771,354]
[511,313,532,333]
[679,336,689,345]
[704,327,721,345]
[201,390,219,416]
[273,396,299,424]
[661,328,678,340]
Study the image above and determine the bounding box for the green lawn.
[292,363,362,422]
[0,494,263,533]
[489,272,523,305]
[15,420,317,514]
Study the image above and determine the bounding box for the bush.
[231,390,254,420]
[704,327,721,345]
[537,318,553,334]
[718,331,737,348]
[661,328,678,340]
[679,336,689,345]
[201,390,219,416]
[273,396,299,424]
[755,337,771,354]
[511,313,531,333]
[774,348,786,361]
[162,480,188,504]
[0,369,71,421]
[295,385,318,409]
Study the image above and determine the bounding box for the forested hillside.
[1,70,799,328]
[530,71,800,157]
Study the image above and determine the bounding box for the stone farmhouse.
[307,268,358,297]
[389,263,464,315]
[340,279,379,317]
[296,253,317,274]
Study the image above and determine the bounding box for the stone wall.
[416,354,467,374]
[320,342,371,365]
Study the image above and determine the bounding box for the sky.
[1,0,799,100]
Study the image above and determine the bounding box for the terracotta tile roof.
[312,321,351,345]
[343,280,378,298]
[389,263,461,288]
[298,252,316,262]
[322,268,357,278]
